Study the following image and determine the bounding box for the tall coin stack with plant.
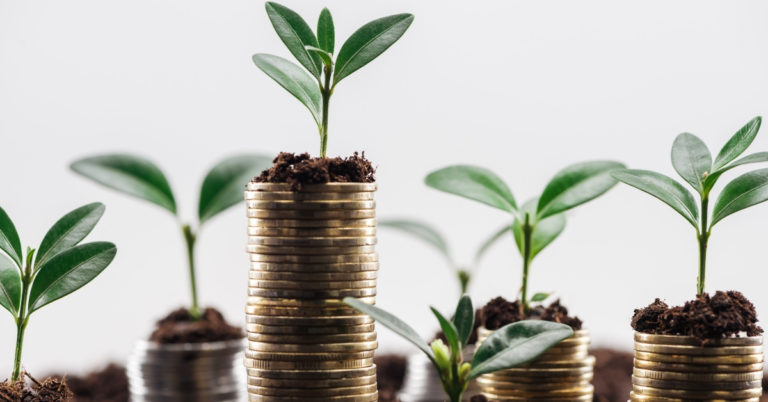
[425,161,623,400]
[245,2,412,400]
[612,117,767,401]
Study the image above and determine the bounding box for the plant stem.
[11,259,32,383]
[457,269,470,295]
[697,197,709,296]
[521,213,533,313]
[182,224,200,320]
[319,65,332,158]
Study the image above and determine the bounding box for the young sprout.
[253,2,414,157]
[425,161,624,312]
[612,117,768,296]
[379,220,514,294]
[0,204,117,382]
[71,154,272,319]
[344,295,573,402]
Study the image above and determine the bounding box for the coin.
[476,377,591,391]
[246,200,375,210]
[632,376,762,390]
[245,314,374,326]
[246,245,377,256]
[247,209,376,220]
[634,341,764,356]
[248,236,377,247]
[248,217,376,228]
[632,359,764,373]
[247,392,378,402]
[245,305,362,317]
[249,261,379,273]
[245,366,377,380]
[246,183,377,193]
[246,296,374,307]
[633,351,764,365]
[631,384,762,399]
[248,226,377,238]
[245,190,375,201]
[480,384,594,397]
[247,384,378,397]
[632,367,763,382]
[634,332,763,347]
[249,270,378,281]
[480,393,592,402]
[244,357,374,370]
[629,391,760,401]
[245,323,375,335]
[245,349,375,361]
[248,340,378,353]
[248,279,377,290]
[483,366,594,379]
[247,287,376,299]
[249,253,378,264]
[247,374,377,389]
[247,332,377,344]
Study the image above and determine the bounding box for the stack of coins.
[244,182,379,402]
[475,327,594,401]
[630,332,764,401]
[399,347,480,402]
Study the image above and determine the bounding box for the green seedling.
[253,2,414,157]
[0,203,116,382]
[70,154,272,319]
[425,161,624,312]
[612,116,768,295]
[379,219,514,294]
[345,295,572,402]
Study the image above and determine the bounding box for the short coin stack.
[630,332,764,401]
[476,327,594,401]
[244,182,379,402]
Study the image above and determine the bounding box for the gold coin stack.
[476,327,594,401]
[244,182,379,402]
[630,332,764,401]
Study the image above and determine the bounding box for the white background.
[1,0,768,375]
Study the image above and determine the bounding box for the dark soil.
[374,354,407,402]
[470,395,488,402]
[252,152,375,190]
[591,348,633,402]
[479,297,583,330]
[49,364,128,402]
[631,291,762,340]
[149,307,243,344]
[0,373,72,401]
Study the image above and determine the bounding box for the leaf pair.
[70,153,273,225]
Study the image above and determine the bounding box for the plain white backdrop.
[1,0,768,375]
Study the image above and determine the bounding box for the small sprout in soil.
[379,219,514,295]
[253,2,414,157]
[344,295,573,402]
[425,161,624,312]
[0,204,116,383]
[70,154,272,319]
[612,116,768,296]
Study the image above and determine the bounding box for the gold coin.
[246,183,377,193]
[631,384,762,399]
[629,391,759,401]
[247,209,376,220]
[248,332,377,344]
[246,245,377,256]
[632,367,763,382]
[632,359,764,373]
[479,384,594,398]
[632,375,762,390]
[247,374,377,388]
[245,323,375,335]
[250,261,378,273]
[248,218,376,228]
[249,253,378,264]
[476,377,591,391]
[245,190,375,201]
[245,314,373,326]
[249,270,378,282]
[245,365,376,380]
[634,332,763,347]
[245,305,362,317]
[514,355,597,370]
[247,384,378,397]
[248,236,377,247]
[248,226,377,238]
[248,279,377,290]
[633,351,764,365]
[247,392,378,402]
[244,357,374,370]
[246,296,375,307]
[634,341,763,356]
[246,200,375,210]
[480,393,592,402]
[248,340,378,353]
[247,287,376,299]
[483,366,593,379]
[245,349,375,361]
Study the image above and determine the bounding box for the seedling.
[345,295,572,402]
[612,116,768,296]
[71,153,271,319]
[253,2,414,157]
[425,161,624,312]
[0,204,116,382]
[380,219,515,294]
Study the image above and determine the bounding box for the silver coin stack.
[399,347,480,402]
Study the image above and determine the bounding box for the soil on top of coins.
[374,354,407,402]
[631,291,762,340]
[252,152,375,190]
[0,373,73,401]
[479,297,583,330]
[149,307,243,344]
[49,364,128,402]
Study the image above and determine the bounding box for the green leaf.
[0,206,22,268]
[379,219,451,263]
[431,306,459,356]
[474,224,512,266]
[425,165,518,215]
[512,199,566,260]
[0,255,21,316]
[712,116,762,171]
[703,152,768,192]
[468,320,573,380]
[305,46,333,68]
[536,161,624,220]
[252,54,323,126]
[317,7,334,54]
[35,203,105,269]
[711,168,768,226]
[343,297,434,364]
[71,154,177,215]
[612,169,699,228]
[29,242,117,312]
[531,292,550,303]
[671,133,712,192]
[264,2,321,77]
[199,154,273,225]
[333,13,414,86]
[453,295,474,348]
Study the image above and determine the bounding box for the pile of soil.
[374,354,407,402]
[149,307,243,344]
[252,152,375,190]
[0,373,72,401]
[479,297,583,330]
[50,364,128,402]
[631,291,762,340]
